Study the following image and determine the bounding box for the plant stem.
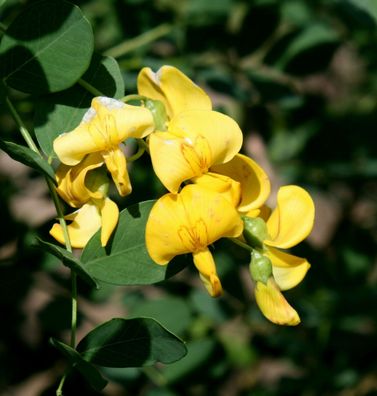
[70,272,78,347]
[78,78,105,97]
[127,140,146,162]
[121,94,147,103]
[5,95,77,394]
[138,138,150,154]
[104,23,172,58]
[228,237,253,252]
[5,97,40,153]
[56,371,67,396]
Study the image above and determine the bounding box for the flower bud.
[145,99,168,131]
[242,216,268,248]
[249,250,272,285]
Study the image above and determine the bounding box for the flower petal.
[265,185,315,249]
[54,98,154,166]
[149,110,242,192]
[169,110,243,165]
[193,248,223,297]
[49,203,101,248]
[179,184,244,246]
[149,131,200,193]
[54,123,96,166]
[99,197,119,247]
[146,193,191,264]
[266,247,310,291]
[254,278,300,326]
[56,153,104,207]
[92,97,155,140]
[192,172,241,208]
[102,147,131,196]
[137,65,212,119]
[211,154,270,212]
[145,184,243,264]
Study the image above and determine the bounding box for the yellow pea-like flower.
[49,153,119,248]
[53,96,155,196]
[254,278,301,326]
[138,65,212,120]
[246,185,315,325]
[137,66,243,193]
[145,184,244,297]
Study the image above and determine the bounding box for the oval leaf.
[76,318,187,367]
[81,201,188,286]
[34,53,125,157]
[50,338,108,391]
[0,0,94,94]
[0,140,56,183]
[36,238,98,289]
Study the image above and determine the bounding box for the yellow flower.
[138,65,212,120]
[49,154,119,248]
[193,153,271,212]
[246,185,315,325]
[146,184,244,297]
[137,66,243,193]
[53,96,155,196]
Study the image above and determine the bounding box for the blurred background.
[0,0,376,395]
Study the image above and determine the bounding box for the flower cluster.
[50,65,315,325]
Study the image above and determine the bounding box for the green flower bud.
[249,250,272,285]
[242,216,268,248]
[86,167,110,197]
[145,99,168,131]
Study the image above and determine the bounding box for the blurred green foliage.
[0,0,376,395]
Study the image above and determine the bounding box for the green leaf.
[76,318,187,367]
[81,54,125,99]
[36,238,99,289]
[34,53,125,158]
[50,338,108,391]
[129,297,193,335]
[162,338,216,383]
[346,0,377,25]
[0,80,6,104]
[276,24,338,68]
[81,201,188,286]
[0,140,56,183]
[0,0,94,94]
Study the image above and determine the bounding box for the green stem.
[48,179,72,252]
[127,140,146,162]
[5,95,76,394]
[228,237,253,252]
[5,97,40,153]
[104,23,172,58]
[138,138,150,154]
[70,272,77,347]
[121,94,147,103]
[78,78,105,97]
[56,371,67,396]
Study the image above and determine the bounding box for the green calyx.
[145,99,168,131]
[242,216,268,249]
[249,250,272,285]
